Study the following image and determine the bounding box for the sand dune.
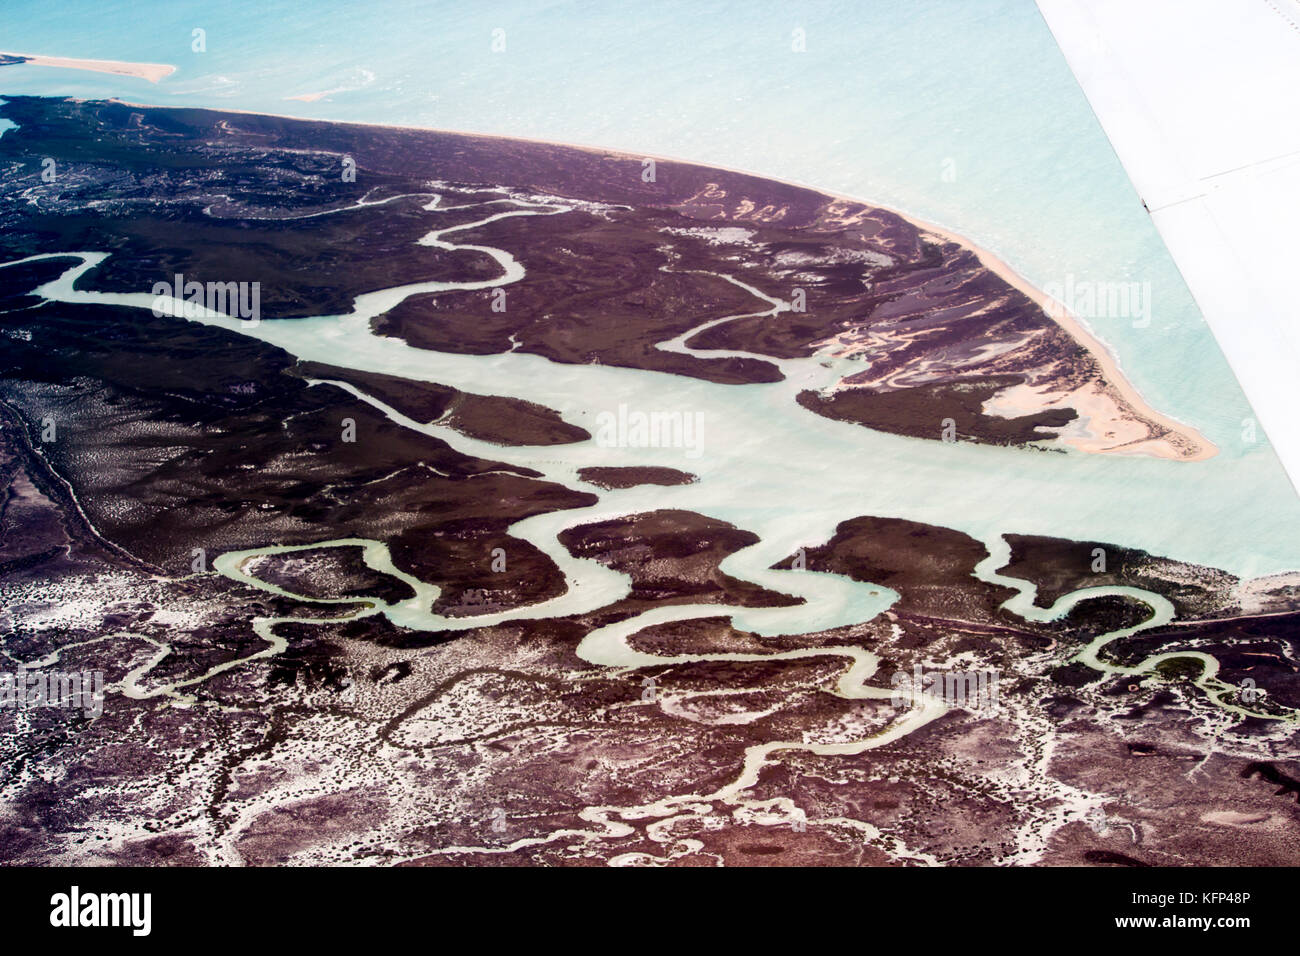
[1,52,175,84]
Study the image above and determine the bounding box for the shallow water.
[3,9,1295,863]
[13,213,1300,579]
[0,0,1278,455]
[8,191,1288,835]
[6,2,1296,552]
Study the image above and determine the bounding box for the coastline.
[907,215,1218,462]
[92,97,1214,460]
[1,53,175,84]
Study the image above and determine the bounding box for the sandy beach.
[907,214,1218,461]
[285,92,332,103]
[100,97,1215,461]
[3,52,175,84]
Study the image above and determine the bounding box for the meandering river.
[2,191,1293,773]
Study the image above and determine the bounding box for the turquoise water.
[17,222,1300,578]
[3,0,1299,573]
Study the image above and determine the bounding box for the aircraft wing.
[1037,0,1300,487]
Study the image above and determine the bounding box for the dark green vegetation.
[0,95,1118,447]
[576,466,697,489]
[0,96,1295,868]
[796,377,1075,448]
[1002,533,1239,618]
[293,361,591,445]
[0,300,586,603]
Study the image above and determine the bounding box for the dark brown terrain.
[0,96,1292,867]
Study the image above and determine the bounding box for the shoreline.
[285,91,335,103]
[90,97,1214,460]
[1,53,175,84]
[907,215,1218,462]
